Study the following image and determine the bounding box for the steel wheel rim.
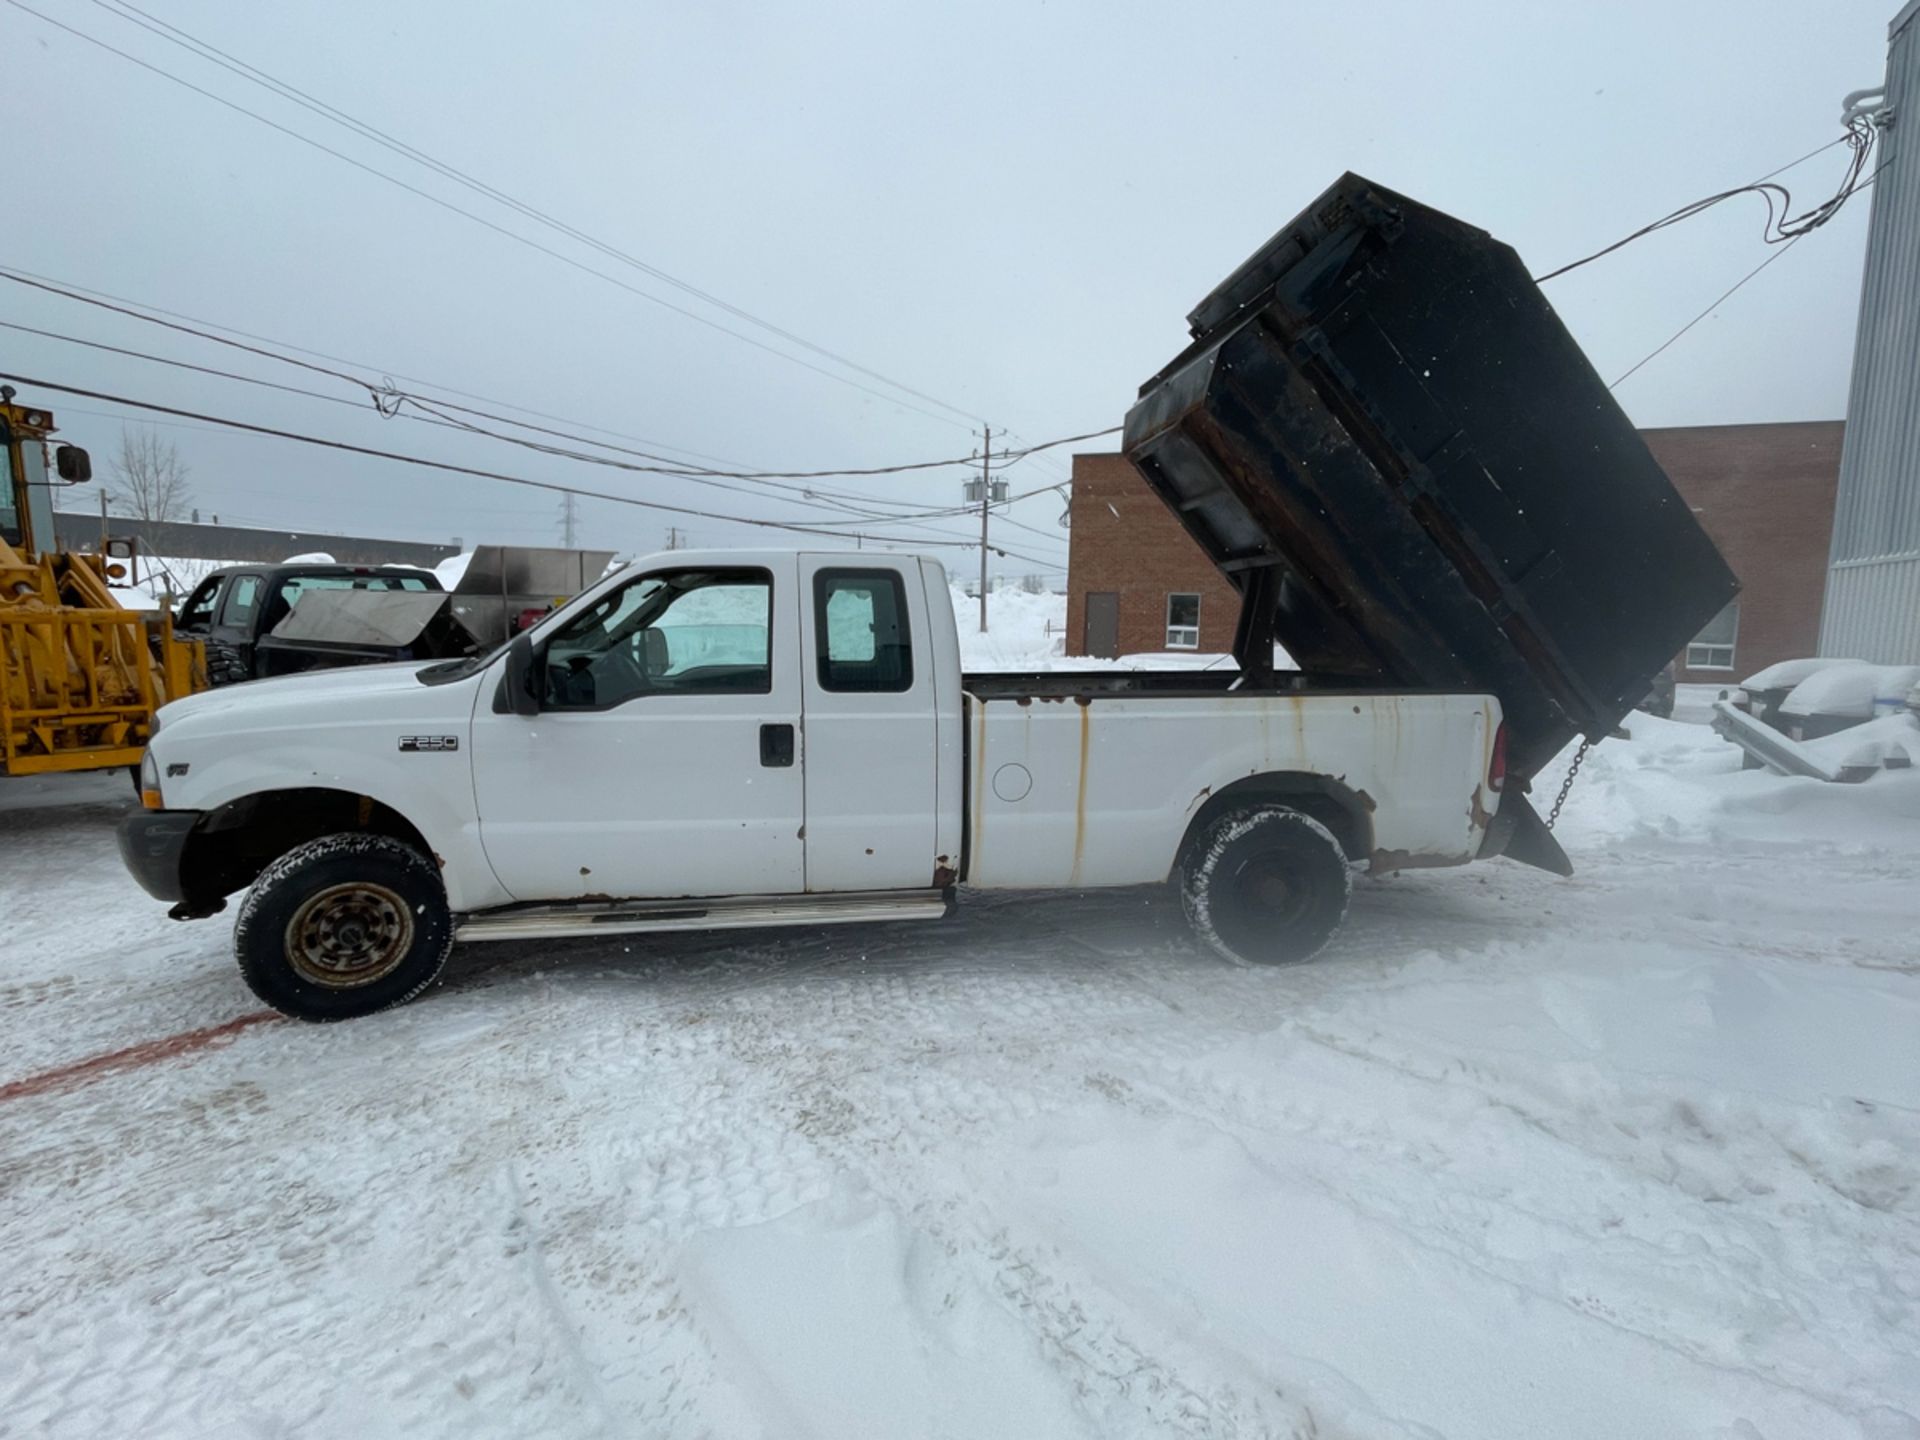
[285,881,415,988]
[1228,852,1311,928]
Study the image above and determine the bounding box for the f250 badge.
[398,735,460,753]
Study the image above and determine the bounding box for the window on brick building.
[1686,601,1739,671]
[1165,592,1200,650]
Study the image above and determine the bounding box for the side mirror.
[503,632,542,716]
[55,445,92,483]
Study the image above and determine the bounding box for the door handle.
[759,722,795,768]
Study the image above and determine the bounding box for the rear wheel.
[233,833,453,1021]
[1181,806,1352,966]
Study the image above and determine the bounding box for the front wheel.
[1181,806,1353,966]
[233,834,453,1021]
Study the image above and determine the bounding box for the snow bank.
[1545,713,1920,852]
[280,550,336,564]
[1801,711,1920,773]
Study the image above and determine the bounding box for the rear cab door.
[796,555,943,892]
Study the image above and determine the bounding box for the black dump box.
[1123,173,1738,784]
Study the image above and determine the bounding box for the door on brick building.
[1084,591,1119,658]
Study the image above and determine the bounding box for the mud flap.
[1478,792,1573,877]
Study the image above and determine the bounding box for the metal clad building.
[1822,1,1920,662]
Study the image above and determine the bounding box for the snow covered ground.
[4,627,1919,1437]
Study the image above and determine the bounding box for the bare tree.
[111,427,193,523]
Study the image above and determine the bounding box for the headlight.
[140,750,163,809]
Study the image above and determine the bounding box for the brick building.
[1065,420,1842,684]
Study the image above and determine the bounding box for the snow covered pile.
[950,584,1067,668]
[1780,661,1920,719]
[1740,655,1859,693]
[1543,712,1920,851]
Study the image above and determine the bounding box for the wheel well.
[180,788,435,903]
[1173,772,1374,876]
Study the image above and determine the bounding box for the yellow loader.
[0,386,204,776]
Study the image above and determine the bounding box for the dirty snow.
[5,631,1920,1437]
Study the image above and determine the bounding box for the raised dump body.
[1123,173,1738,781]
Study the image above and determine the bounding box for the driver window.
[541,568,771,709]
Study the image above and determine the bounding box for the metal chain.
[1544,739,1592,831]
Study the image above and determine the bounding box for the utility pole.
[664,526,685,550]
[560,491,577,547]
[978,423,991,634]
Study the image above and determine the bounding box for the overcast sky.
[1,0,1900,576]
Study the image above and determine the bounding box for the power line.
[2,292,1082,558]
[7,368,1070,567]
[0,261,754,470]
[4,0,980,432]
[0,315,980,528]
[82,0,987,429]
[0,267,1114,483]
[1609,238,1804,390]
[1533,121,1876,284]
[1605,161,1888,390]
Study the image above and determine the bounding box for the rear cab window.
[814,568,913,692]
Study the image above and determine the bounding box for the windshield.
[413,560,630,686]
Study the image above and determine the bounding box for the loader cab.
[0,392,73,558]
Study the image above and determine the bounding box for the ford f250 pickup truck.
[120,549,1513,1019]
[115,173,1738,1021]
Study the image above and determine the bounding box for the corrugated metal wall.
[1821,1,1920,662]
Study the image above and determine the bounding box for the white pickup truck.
[119,550,1517,1020]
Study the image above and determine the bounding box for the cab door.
[797,557,939,891]
[212,572,265,681]
[469,560,805,901]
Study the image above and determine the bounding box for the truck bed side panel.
[963,691,1495,889]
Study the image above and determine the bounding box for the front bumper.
[117,809,201,903]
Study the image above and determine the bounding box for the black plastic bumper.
[117,810,200,902]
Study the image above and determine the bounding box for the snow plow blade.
[1122,173,1739,782]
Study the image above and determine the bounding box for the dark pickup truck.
[174,563,459,686]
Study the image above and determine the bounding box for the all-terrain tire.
[233,833,453,1021]
[1181,806,1353,966]
[202,637,251,687]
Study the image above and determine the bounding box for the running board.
[453,888,952,943]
